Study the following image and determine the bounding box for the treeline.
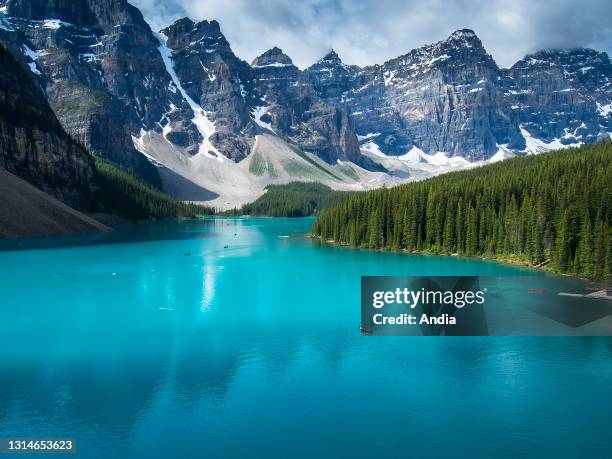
[224,182,354,217]
[312,142,612,277]
[93,158,214,220]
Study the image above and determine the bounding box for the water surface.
[0,218,610,458]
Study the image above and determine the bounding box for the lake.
[0,218,610,458]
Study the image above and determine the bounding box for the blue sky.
[131,0,612,69]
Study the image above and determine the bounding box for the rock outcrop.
[250,46,364,165]
[159,17,255,161]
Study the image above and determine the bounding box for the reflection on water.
[0,218,610,458]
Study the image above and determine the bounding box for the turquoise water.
[0,218,610,458]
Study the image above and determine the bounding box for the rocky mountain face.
[504,49,612,147]
[249,46,365,165]
[305,29,611,160]
[159,17,254,160]
[1,1,610,204]
[0,43,93,207]
[158,19,364,165]
[0,0,364,174]
[1,0,174,186]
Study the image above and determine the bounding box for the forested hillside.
[312,143,612,277]
[93,159,214,220]
[225,183,353,217]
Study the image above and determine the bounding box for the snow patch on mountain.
[156,32,220,160]
[398,146,426,163]
[363,143,471,168]
[253,62,293,68]
[520,126,579,154]
[362,142,528,183]
[489,144,516,162]
[597,102,612,117]
[21,44,41,74]
[0,16,12,31]
[397,147,471,167]
[361,140,386,157]
[40,19,72,29]
[251,101,276,134]
[357,133,381,141]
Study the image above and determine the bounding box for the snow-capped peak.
[448,29,477,40]
[441,28,483,50]
[318,49,342,65]
[252,47,294,68]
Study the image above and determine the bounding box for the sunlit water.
[0,218,610,458]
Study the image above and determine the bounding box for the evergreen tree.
[555,210,572,272]
[575,211,594,276]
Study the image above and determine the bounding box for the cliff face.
[306,30,611,160]
[7,0,146,34]
[3,0,165,185]
[505,49,612,146]
[159,18,256,161]
[378,30,522,159]
[159,20,363,165]
[249,46,363,165]
[0,44,93,207]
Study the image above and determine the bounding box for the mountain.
[0,42,93,207]
[505,48,612,150]
[1,0,169,186]
[305,29,611,161]
[0,41,108,236]
[1,1,610,208]
[306,31,508,158]
[0,39,212,237]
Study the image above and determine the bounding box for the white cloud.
[131,0,612,69]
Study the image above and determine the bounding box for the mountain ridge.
[1,0,610,208]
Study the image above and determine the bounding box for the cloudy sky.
[132,0,612,69]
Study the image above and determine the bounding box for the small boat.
[223,245,229,249]
[359,326,373,334]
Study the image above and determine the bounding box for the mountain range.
[1,0,610,208]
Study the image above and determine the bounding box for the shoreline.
[310,234,607,283]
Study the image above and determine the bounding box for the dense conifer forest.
[225,182,354,217]
[93,159,214,220]
[312,143,612,277]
